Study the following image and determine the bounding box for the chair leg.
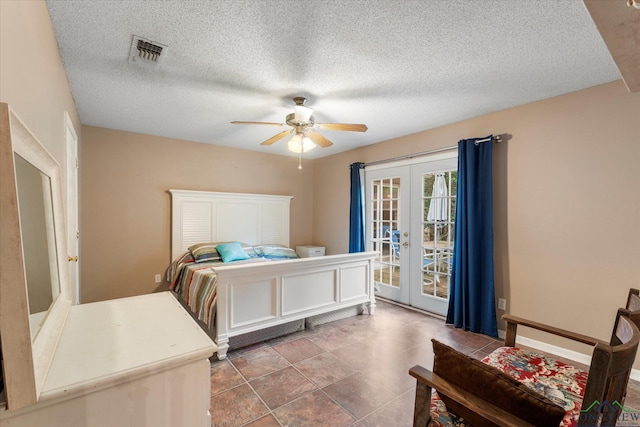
[413,381,433,427]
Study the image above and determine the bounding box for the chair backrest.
[389,230,401,259]
[626,288,640,326]
[579,310,640,426]
[626,288,640,311]
[610,288,640,345]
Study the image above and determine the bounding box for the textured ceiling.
[46,0,620,159]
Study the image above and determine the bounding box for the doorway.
[365,152,457,316]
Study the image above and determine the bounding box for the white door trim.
[64,111,79,304]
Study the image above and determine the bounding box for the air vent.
[129,35,167,68]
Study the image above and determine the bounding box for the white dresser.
[0,105,215,426]
[0,292,216,427]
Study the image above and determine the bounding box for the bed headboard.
[168,189,293,260]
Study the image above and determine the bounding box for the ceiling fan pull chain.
[298,148,302,170]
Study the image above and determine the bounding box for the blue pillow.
[216,242,251,263]
[254,245,299,260]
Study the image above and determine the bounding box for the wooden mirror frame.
[0,103,72,410]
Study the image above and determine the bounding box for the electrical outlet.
[155,274,162,283]
[498,298,506,310]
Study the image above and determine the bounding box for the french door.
[365,153,457,316]
[366,166,411,304]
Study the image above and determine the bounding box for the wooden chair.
[409,289,640,427]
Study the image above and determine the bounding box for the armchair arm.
[408,365,536,427]
[502,314,607,348]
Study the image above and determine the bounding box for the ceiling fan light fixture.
[294,105,313,122]
[288,133,315,153]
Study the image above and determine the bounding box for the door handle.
[402,242,409,248]
[68,256,78,262]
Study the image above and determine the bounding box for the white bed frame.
[169,189,376,359]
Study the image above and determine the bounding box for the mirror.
[14,153,61,339]
[0,103,71,410]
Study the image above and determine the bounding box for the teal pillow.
[216,242,251,263]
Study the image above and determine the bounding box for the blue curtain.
[446,137,498,337]
[349,162,365,253]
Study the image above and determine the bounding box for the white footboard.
[213,251,377,359]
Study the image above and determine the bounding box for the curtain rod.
[362,134,503,168]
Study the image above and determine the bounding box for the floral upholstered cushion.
[431,341,566,426]
[429,346,589,427]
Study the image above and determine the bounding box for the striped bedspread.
[167,244,300,329]
[172,261,220,329]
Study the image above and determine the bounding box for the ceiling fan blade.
[315,123,368,132]
[260,130,292,146]
[307,131,333,148]
[231,121,286,126]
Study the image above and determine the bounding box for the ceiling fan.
[231,97,368,153]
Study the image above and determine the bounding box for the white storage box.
[296,245,325,258]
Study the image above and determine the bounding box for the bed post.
[216,278,229,360]
[216,336,229,360]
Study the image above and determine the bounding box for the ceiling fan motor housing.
[286,113,314,127]
[290,97,314,125]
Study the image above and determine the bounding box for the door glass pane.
[372,177,400,288]
[422,170,456,300]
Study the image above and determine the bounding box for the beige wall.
[315,80,640,351]
[5,0,640,366]
[0,0,81,172]
[0,0,80,308]
[79,126,315,303]
[82,82,640,357]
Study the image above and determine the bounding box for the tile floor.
[209,299,640,427]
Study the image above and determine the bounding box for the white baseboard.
[498,329,640,381]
